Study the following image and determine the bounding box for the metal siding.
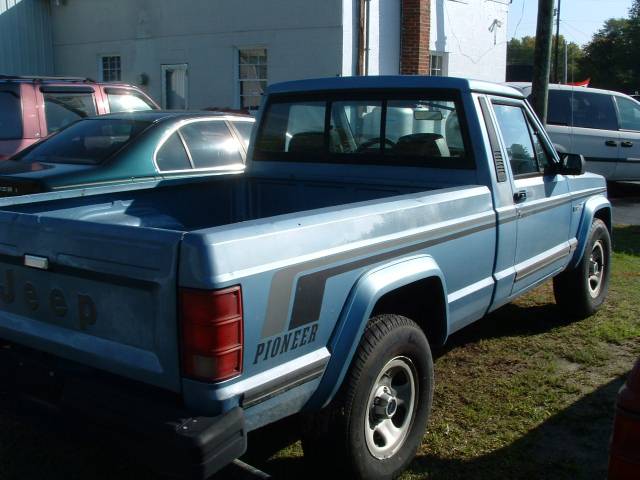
[0,0,53,75]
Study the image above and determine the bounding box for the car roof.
[0,74,143,90]
[90,110,255,123]
[267,75,524,99]
[508,82,633,98]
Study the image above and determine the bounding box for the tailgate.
[0,211,184,391]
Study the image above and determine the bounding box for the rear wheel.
[554,218,611,318]
[302,314,433,480]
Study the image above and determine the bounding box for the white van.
[511,83,640,181]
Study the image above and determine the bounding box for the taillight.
[180,286,243,382]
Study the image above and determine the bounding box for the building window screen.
[239,48,267,111]
[101,55,122,82]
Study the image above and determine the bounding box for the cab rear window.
[14,119,150,165]
[254,92,473,168]
[0,89,22,140]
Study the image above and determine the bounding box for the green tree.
[508,35,583,83]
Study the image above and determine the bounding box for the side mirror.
[559,153,586,175]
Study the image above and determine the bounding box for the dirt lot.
[0,225,638,480]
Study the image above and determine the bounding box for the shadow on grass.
[406,373,626,480]
[236,374,626,480]
[613,225,640,256]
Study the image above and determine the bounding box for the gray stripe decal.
[261,212,496,338]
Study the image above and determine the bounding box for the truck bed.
[0,171,491,394]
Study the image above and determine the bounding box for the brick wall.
[400,0,430,75]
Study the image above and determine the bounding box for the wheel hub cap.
[588,240,605,299]
[365,356,417,460]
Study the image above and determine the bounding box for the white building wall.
[430,0,509,82]
[50,0,343,109]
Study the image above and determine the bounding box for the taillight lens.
[180,286,243,382]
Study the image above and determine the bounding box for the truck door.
[491,98,573,295]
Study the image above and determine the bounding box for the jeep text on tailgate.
[0,77,611,480]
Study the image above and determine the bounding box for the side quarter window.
[615,96,640,131]
[156,132,192,172]
[492,103,540,177]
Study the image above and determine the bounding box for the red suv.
[0,75,158,160]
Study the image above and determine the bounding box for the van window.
[0,89,22,140]
[44,91,97,134]
[570,91,618,131]
[615,96,640,131]
[179,121,244,169]
[107,89,156,113]
[546,90,572,126]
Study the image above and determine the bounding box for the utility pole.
[554,0,562,83]
[531,0,555,124]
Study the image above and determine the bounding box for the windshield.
[15,119,151,165]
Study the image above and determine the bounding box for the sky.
[508,0,635,45]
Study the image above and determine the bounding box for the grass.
[0,226,638,480]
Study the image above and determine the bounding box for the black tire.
[302,314,433,480]
[553,218,611,318]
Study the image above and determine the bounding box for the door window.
[493,104,540,176]
[615,96,640,131]
[156,132,192,171]
[569,91,618,131]
[0,89,22,140]
[179,121,243,169]
[43,91,97,133]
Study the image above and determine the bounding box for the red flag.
[567,78,591,87]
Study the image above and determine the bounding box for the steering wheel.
[355,137,396,153]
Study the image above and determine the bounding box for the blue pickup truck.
[0,76,611,480]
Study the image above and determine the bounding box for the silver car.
[511,83,640,181]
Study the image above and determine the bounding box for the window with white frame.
[238,48,267,111]
[429,52,446,77]
[100,55,121,82]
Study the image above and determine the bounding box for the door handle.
[621,141,634,148]
[513,190,527,203]
[605,140,618,147]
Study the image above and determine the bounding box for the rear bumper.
[0,344,246,479]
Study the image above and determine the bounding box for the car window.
[231,120,254,150]
[0,89,22,140]
[569,91,618,130]
[492,104,539,176]
[156,132,192,171]
[329,100,382,153]
[44,92,97,134]
[179,120,243,169]
[256,101,327,154]
[14,119,150,165]
[107,89,157,113]
[615,96,640,131]
[546,90,572,126]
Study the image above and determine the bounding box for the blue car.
[0,111,254,196]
